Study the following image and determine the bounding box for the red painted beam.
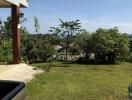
[12,5,21,64]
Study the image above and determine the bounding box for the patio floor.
[0,64,44,83]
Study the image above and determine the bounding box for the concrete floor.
[0,64,44,83]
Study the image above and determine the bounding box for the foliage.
[74,27,129,63]
[50,19,81,62]
[74,29,91,55]
[34,16,40,34]
[3,16,27,37]
[91,28,129,62]
[0,15,28,63]
[26,34,55,63]
[0,16,130,64]
[0,38,12,63]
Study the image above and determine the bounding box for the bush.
[29,59,43,64]
[76,57,86,64]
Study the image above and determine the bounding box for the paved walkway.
[0,64,44,83]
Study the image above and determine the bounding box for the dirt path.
[0,64,44,83]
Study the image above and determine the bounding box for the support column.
[12,5,21,64]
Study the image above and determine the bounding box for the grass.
[26,62,132,100]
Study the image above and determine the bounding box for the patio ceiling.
[0,0,28,8]
[0,0,12,7]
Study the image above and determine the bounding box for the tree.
[74,29,92,61]
[3,16,27,37]
[34,16,40,34]
[50,19,81,62]
[25,34,55,63]
[91,27,129,63]
[73,27,129,63]
[0,15,28,63]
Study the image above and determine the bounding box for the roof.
[0,0,28,8]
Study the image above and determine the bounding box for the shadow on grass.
[31,61,125,72]
[74,62,120,65]
[68,60,120,65]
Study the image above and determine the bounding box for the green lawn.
[26,62,132,100]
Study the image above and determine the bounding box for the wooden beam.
[12,5,21,64]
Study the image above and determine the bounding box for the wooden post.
[12,5,21,64]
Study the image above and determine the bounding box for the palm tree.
[59,19,81,63]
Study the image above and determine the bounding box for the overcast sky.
[0,0,132,34]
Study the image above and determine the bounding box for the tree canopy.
[0,16,130,64]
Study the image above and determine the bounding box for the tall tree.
[34,16,40,34]
[50,19,81,62]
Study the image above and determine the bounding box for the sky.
[1,0,132,34]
